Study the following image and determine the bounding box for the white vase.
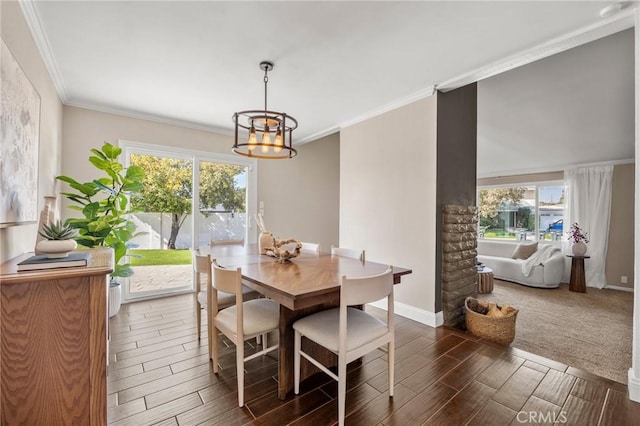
[259,232,273,255]
[35,239,77,258]
[571,241,587,256]
[34,196,58,254]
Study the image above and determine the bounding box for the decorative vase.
[34,196,58,254]
[35,239,77,258]
[259,232,273,255]
[572,241,587,256]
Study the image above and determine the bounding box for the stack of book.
[17,252,90,272]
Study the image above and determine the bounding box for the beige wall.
[0,2,63,262]
[477,164,635,289]
[340,96,438,314]
[607,163,635,289]
[61,106,233,190]
[61,106,339,248]
[257,133,340,252]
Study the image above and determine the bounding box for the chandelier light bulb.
[261,125,271,153]
[274,127,283,153]
[247,125,257,151]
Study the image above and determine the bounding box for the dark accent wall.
[436,84,478,317]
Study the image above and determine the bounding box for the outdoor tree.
[130,155,245,249]
[478,188,527,226]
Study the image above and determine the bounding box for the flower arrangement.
[568,223,589,244]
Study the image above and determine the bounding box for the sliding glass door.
[121,141,256,301]
[197,160,248,252]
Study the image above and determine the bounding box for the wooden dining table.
[207,244,412,399]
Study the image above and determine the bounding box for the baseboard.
[605,285,634,292]
[628,368,640,402]
[368,300,443,328]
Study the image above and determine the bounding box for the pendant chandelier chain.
[264,69,269,112]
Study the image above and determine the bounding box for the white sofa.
[477,240,563,288]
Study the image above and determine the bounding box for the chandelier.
[232,61,298,159]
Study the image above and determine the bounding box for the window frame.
[477,179,565,242]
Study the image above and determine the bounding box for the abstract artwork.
[1,38,40,227]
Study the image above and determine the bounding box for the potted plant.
[568,222,589,256]
[56,142,145,316]
[36,220,78,258]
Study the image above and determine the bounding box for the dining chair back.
[210,238,245,247]
[330,245,365,262]
[300,242,320,253]
[293,267,394,426]
[193,253,259,354]
[211,262,279,407]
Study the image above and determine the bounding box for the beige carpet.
[479,279,633,384]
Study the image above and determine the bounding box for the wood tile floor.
[107,294,640,425]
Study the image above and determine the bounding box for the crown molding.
[297,126,341,145]
[339,86,436,130]
[477,158,635,179]
[298,86,436,145]
[19,0,68,102]
[437,7,636,92]
[65,100,234,137]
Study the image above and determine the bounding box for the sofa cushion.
[511,241,538,260]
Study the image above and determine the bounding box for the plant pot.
[109,280,122,318]
[572,241,587,256]
[35,239,77,258]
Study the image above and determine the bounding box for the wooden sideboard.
[0,249,113,425]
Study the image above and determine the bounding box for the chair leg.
[338,356,347,426]
[196,302,201,340]
[388,340,395,397]
[236,341,245,407]
[294,331,302,394]
[262,333,267,351]
[212,326,219,372]
[207,305,213,364]
[256,334,261,345]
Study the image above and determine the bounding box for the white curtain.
[564,165,613,288]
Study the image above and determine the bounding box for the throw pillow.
[511,241,538,260]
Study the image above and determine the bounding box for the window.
[119,140,256,301]
[478,183,565,241]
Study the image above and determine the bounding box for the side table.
[478,266,494,294]
[567,255,590,293]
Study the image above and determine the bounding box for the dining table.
[207,243,412,399]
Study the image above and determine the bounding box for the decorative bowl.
[266,238,302,263]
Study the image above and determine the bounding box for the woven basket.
[465,297,518,346]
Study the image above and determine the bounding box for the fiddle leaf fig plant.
[56,142,145,278]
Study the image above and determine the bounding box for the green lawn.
[130,249,192,266]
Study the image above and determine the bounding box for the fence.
[130,212,246,250]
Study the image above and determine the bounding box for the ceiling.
[27,1,635,144]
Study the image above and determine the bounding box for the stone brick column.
[442,205,478,328]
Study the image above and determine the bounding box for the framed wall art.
[1,37,40,227]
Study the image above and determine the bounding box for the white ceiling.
[28,1,635,144]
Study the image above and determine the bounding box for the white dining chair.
[300,242,320,253]
[211,261,280,407]
[210,238,245,247]
[193,253,259,356]
[331,245,365,262]
[293,267,394,426]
